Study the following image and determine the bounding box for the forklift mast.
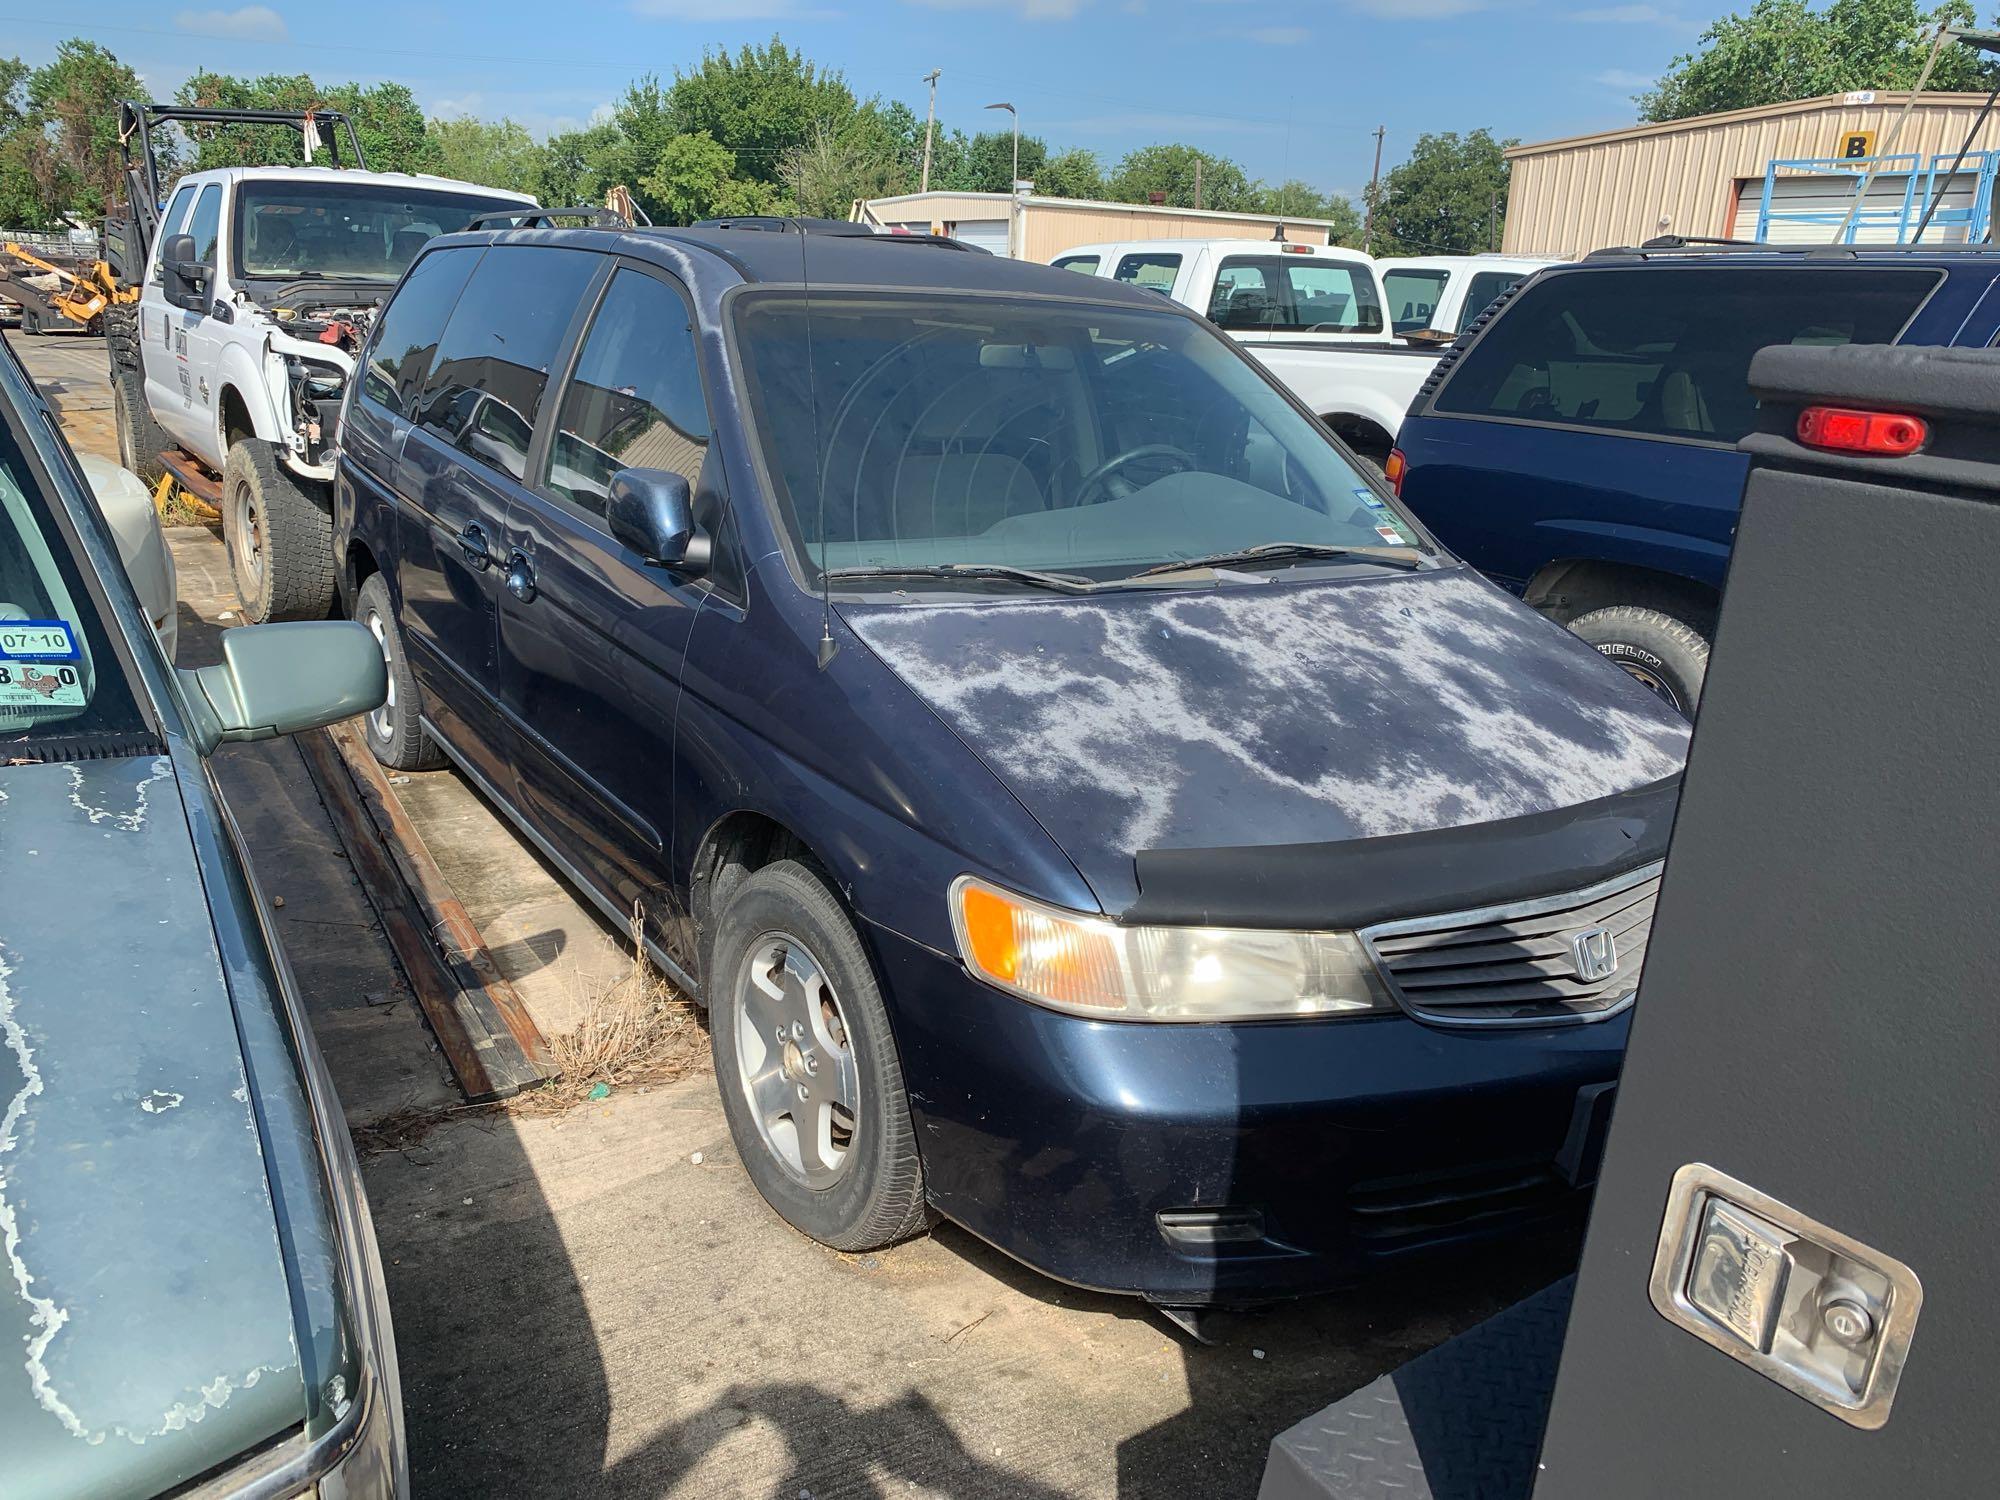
[104,102,369,281]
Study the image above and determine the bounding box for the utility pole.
[1489,187,1498,251]
[1362,125,1386,253]
[1194,156,1203,212]
[920,69,941,194]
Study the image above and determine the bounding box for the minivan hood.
[1,757,307,1498]
[843,568,1690,913]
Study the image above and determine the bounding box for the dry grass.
[157,483,218,528]
[512,911,709,1115]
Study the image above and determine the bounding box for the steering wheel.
[1074,444,1197,505]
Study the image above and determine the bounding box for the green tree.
[662,38,859,188]
[640,131,784,224]
[18,40,146,221]
[1106,143,1255,211]
[779,115,914,218]
[1370,129,1515,255]
[536,121,621,207]
[1035,147,1104,200]
[1641,0,1994,121]
[1254,180,1363,242]
[175,73,438,175]
[427,116,546,195]
[960,129,1048,192]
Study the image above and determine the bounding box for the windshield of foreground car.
[234,181,526,282]
[1,418,147,746]
[733,291,1436,584]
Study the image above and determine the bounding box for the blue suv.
[1390,244,2000,713]
[332,219,1688,1308]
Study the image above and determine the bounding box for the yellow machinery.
[1,243,138,331]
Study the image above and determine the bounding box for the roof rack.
[467,206,624,231]
[690,215,990,251]
[1587,237,2000,260]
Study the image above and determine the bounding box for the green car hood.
[1,756,307,1499]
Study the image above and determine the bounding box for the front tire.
[222,439,335,623]
[112,364,171,485]
[354,573,445,771]
[710,860,929,1253]
[1570,605,1710,717]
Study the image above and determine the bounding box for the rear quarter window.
[1053,254,1100,275]
[1432,265,1938,443]
[1114,253,1181,290]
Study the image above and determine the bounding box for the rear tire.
[222,438,335,623]
[1570,605,1710,718]
[354,573,445,771]
[112,364,171,486]
[710,860,930,1253]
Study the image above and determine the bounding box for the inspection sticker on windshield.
[0,619,79,661]
[1353,487,1390,511]
[1375,524,1410,545]
[0,660,85,709]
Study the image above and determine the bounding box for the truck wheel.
[222,439,335,623]
[103,306,139,370]
[353,573,445,771]
[1570,605,1710,718]
[710,860,930,1253]
[20,308,41,335]
[112,365,171,486]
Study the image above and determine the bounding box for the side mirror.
[161,232,208,311]
[607,467,710,575]
[179,622,387,754]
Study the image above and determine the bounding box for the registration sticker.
[0,660,85,709]
[0,620,79,661]
[1375,524,1409,545]
[1353,487,1390,511]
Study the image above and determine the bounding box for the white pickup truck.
[1377,254,1556,337]
[113,149,532,621]
[1052,240,1549,466]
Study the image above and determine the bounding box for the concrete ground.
[16,329,1573,1498]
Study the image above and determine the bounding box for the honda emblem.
[1569,926,1619,983]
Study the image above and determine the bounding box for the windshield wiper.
[825,562,1099,593]
[1126,542,1427,580]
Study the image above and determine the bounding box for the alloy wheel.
[734,934,860,1189]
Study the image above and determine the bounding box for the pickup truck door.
[155,182,225,457]
[138,183,198,454]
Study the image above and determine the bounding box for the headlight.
[949,876,1396,1022]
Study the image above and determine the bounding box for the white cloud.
[173,5,289,41]
[1593,67,1655,88]
[903,0,1088,17]
[632,1,842,18]
[1250,25,1309,43]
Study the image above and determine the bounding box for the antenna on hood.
[797,217,837,669]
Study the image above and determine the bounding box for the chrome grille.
[1361,862,1663,1027]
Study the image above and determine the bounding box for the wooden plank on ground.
[298,720,555,1101]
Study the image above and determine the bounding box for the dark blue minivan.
[332,220,1689,1308]
[1391,244,2000,713]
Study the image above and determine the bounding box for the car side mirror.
[179,622,387,754]
[607,467,710,575]
[161,232,208,311]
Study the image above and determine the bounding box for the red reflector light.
[1281,243,1313,253]
[1796,406,1928,456]
[1383,447,1407,496]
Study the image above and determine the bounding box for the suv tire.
[710,860,930,1253]
[112,364,171,486]
[1570,605,1710,718]
[353,573,445,772]
[222,438,335,623]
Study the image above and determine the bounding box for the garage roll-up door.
[1734,171,1981,244]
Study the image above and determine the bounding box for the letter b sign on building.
[1839,129,1878,161]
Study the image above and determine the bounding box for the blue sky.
[3,0,1714,199]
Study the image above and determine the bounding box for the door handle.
[505,550,537,604]
[457,523,493,570]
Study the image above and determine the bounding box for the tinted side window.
[415,246,600,480]
[361,247,480,419]
[1433,267,1938,444]
[545,269,710,518]
[1456,270,1525,332]
[1208,257,1383,334]
[187,185,223,267]
[1114,253,1180,290]
[153,185,197,278]
[1384,268,1449,332]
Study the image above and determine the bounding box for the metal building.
[852,190,1340,259]
[1504,91,2000,256]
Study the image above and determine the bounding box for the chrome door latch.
[1649,1162,1922,1429]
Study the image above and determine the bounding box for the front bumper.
[870,922,1626,1305]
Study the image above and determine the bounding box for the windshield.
[234,181,526,281]
[733,292,1432,583]
[2,413,147,748]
